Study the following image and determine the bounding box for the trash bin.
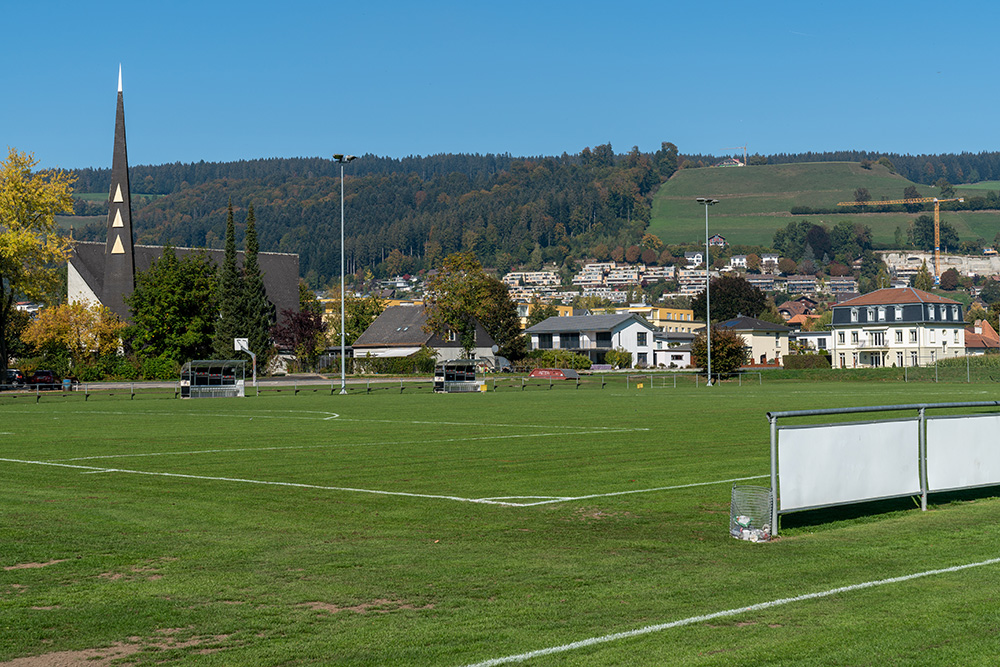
[730,484,773,542]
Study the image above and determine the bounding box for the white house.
[830,288,964,368]
[524,313,659,368]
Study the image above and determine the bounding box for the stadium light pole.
[696,198,719,386]
[335,154,357,395]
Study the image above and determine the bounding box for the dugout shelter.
[180,360,246,398]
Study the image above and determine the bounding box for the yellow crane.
[837,196,964,283]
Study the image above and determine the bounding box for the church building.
[68,68,300,322]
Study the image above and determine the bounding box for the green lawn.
[649,162,1000,247]
[3,381,999,665]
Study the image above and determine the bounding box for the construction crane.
[837,196,964,284]
[725,145,748,166]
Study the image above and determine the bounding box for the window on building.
[873,331,886,346]
[851,331,859,344]
[560,332,580,349]
[954,329,960,343]
[637,332,647,347]
[930,330,936,343]
[637,352,647,366]
[894,306,903,320]
[897,352,904,367]
[851,308,858,323]
[538,333,553,349]
[930,350,936,363]
[952,306,960,320]
[910,329,917,343]
[878,307,886,321]
[911,351,917,366]
[839,353,846,368]
[895,330,903,343]
[928,306,935,320]
[838,332,845,344]
[867,308,875,321]
[818,338,827,350]
[852,352,858,367]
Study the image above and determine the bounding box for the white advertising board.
[927,414,1000,491]
[778,419,920,512]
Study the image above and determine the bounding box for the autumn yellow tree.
[0,148,75,372]
[22,302,125,367]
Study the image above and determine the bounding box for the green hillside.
[649,162,1000,247]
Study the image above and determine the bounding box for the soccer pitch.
[3,382,1000,665]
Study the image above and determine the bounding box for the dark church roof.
[70,241,300,319]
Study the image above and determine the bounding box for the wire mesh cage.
[730,484,773,542]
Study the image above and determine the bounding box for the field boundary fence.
[767,400,1000,536]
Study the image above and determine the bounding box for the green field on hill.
[649,162,1000,247]
[3,382,1000,665]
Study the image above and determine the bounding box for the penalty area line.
[484,475,770,506]
[463,556,1000,666]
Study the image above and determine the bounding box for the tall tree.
[424,252,525,360]
[241,203,275,369]
[213,200,243,357]
[0,148,75,372]
[126,244,218,363]
[913,261,934,291]
[690,275,766,323]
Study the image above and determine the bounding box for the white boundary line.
[463,556,1000,666]
[0,457,758,507]
[48,428,650,463]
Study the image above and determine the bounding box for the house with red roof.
[831,288,964,368]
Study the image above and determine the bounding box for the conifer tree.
[213,200,243,357]
[241,203,275,369]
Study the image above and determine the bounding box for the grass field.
[649,162,1000,247]
[3,380,1000,665]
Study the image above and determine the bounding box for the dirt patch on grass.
[98,557,176,582]
[301,598,435,614]
[4,559,68,571]
[0,630,234,666]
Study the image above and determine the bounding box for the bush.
[783,354,831,370]
[141,355,180,380]
[604,348,632,369]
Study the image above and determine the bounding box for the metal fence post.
[919,407,928,512]
[770,414,779,536]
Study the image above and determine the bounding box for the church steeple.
[103,64,135,320]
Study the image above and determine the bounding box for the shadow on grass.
[779,485,1000,533]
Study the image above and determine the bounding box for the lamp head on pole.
[696,197,719,206]
[333,154,357,164]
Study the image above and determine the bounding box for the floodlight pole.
[697,198,719,386]
[334,154,357,395]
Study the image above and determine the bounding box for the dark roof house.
[353,305,496,361]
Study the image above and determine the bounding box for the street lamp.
[334,154,357,394]
[696,197,719,386]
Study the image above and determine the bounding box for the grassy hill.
[649,162,1000,248]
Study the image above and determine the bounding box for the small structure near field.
[180,360,246,398]
[433,360,485,393]
[528,368,580,380]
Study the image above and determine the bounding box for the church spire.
[103,65,135,321]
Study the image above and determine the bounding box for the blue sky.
[6,1,997,170]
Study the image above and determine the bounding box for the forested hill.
[70,144,679,288]
[71,153,533,196]
[67,145,1000,288]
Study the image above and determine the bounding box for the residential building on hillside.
[709,234,727,247]
[524,313,659,367]
[745,274,785,292]
[761,254,780,272]
[828,277,859,294]
[830,288,964,368]
[966,319,1000,356]
[684,251,704,268]
[786,275,818,295]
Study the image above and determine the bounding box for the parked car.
[5,368,25,386]
[27,369,60,389]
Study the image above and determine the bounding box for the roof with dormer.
[834,288,960,308]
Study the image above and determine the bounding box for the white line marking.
[48,428,651,462]
[0,457,756,507]
[503,475,771,506]
[463,556,1000,666]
